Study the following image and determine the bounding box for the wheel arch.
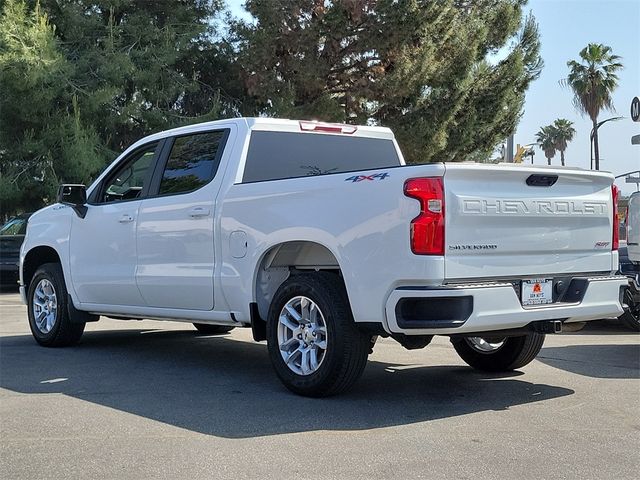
[253,240,343,322]
[22,245,62,291]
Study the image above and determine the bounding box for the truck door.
[69,141,162,307]
[135,128,231,310]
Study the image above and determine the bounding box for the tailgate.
[443,164,615,280]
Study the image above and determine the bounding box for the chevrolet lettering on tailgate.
[461,199,608,216]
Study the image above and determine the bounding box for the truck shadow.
[561,319,638,335]
[537,344,639,379]
[0,329,574,439]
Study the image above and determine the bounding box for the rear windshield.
[242,131,401,183]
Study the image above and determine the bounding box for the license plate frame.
[521,278,553,306]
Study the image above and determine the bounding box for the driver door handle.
[189,207,210,218]
[118,214,134,223]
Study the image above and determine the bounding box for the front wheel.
[451,332,545,372]
[266,272,371,397]
[27,263,85,347]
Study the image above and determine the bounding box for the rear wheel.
[266,272,370,397]
[451,332,545,372]
[619,288,640,332]
[27,263,85,347]
[192,323,235,335]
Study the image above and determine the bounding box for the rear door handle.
[118,214,134,223]
[189,207,210,218]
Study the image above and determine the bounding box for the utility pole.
[506,135,514,162]
[590,116,623,169]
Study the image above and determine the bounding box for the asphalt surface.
[1,289,639,479]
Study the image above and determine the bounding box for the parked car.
[19,118,628,396]
[627,191,639,263]
[1,213,31,287]
[618,191,640,330]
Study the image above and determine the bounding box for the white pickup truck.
[20,118,628,396]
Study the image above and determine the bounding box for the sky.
[514,0,639,195]
[226,0,640,194]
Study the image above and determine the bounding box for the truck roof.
[130,117,395,151]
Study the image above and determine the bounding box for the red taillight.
[612,184,620,250]
[404,177,445,255]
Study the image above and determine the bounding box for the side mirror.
[57,184,88,218]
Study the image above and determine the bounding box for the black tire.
[27,263,85,347]
[192,323,235,334]
[266,272,371,397]
[619,288,640,332]
[451,332,545,372]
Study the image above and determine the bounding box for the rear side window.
[242,131,400,183]
[158,130,227,196]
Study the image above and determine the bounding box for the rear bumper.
[384,275,628,335]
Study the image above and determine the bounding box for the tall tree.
[0,0,230,216]
[535,125,556,165]
[0,0,101,216]
[551,118,575,167]
[38,0,230,153]
[565,43,623,170]
[231,0,542,164]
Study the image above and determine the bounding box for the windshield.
[0,217,28,235]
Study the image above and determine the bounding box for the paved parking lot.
[1,289,639,479]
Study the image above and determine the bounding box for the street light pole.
[590,116,623,170]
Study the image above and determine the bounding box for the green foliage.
[1,0,544,217]
[551,118,575,166]
[535,119,574,166]
[535,125,556,165]
[564,43,623,170]
[39,0,230,151]
[0,0,228,216]
[565,44,622,121]
[0,0,101,214]
[232,0,542,164]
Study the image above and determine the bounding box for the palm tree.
[565,43,623,170]
[535,125,556,165]
[552,119,576,167]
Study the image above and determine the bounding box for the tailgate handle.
[526,174,558,187]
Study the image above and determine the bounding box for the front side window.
[101,144,158,203]
[242,131,401,183]
[158,131,227,196]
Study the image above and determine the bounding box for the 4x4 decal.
[345,172,390,183]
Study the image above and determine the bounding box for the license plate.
[521,279,553,306]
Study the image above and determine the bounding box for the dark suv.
[618,243,640,331]
[0,213,31,287]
